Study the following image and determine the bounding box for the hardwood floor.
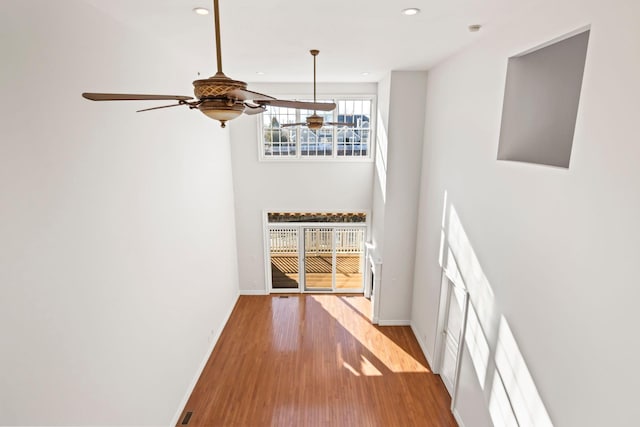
[178,295,457,427]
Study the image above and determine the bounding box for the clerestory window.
[259,96,375,160]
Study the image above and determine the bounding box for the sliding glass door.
[335,227,366,292]
[304,228,334,291]
[268,224,365,293]
[269,227,300,291]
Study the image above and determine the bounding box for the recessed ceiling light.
[193,7,210,15]
[256,71,265,75]
[361,72,370,76]
[402,8,421,16]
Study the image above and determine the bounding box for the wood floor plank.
[179,295,457,427]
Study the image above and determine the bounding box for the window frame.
[257,94,377,162]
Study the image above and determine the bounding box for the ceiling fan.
[281,50,354,131]
[81,0,336,128]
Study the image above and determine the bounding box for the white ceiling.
[78,0,526,83]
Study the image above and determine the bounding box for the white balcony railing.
[270,228,364,255]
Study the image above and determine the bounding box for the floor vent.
[279,295,290,298]
[181,411,193,425]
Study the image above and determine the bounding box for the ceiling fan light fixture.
[402,8,421,16]
[193,7,210,15]
[198,99,245,127]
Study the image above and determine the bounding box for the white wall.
[229,83,375,293]
[369,74,391,259]
[374,71,428,324]
[411,0,640,425]
[0,1,239,425]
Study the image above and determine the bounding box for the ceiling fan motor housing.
[307,114,324,130]
[193,72,247,127]
[192,72,247,99]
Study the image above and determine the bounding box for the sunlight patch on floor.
[340,295,371,318]
[313,295,429,374]
[360,355,383,376]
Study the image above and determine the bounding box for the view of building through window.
[261,97,374,159]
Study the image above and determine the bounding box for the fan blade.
[136,103,189,113]
[326,122,356,127]
[243,104,266,115]
[281,122,306,128]
[255,99,336,111]
[82,93,193,101]
[228,88,276,101]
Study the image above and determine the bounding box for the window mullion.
[333,99,338,158]
[295,109,301,158]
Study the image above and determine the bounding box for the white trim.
[300,227,313,291]
[270,288,299,294]
[433,267,449,374]
[170,294,239,427]
[262,211,274,294]
[434,192,450,374]
[451,290,470,409]
[410,322,435,368]
[363,242,374,295]
[239,289,267,295]
[377,319,411,326]
[258,94,377,162]
[366,247,382,324]
[452,407,467,427]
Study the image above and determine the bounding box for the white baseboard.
[377,319,411,326]
[238,289,267,295]
[169,294,239,427]
[453,407,466,427]
[410,322,435,368]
